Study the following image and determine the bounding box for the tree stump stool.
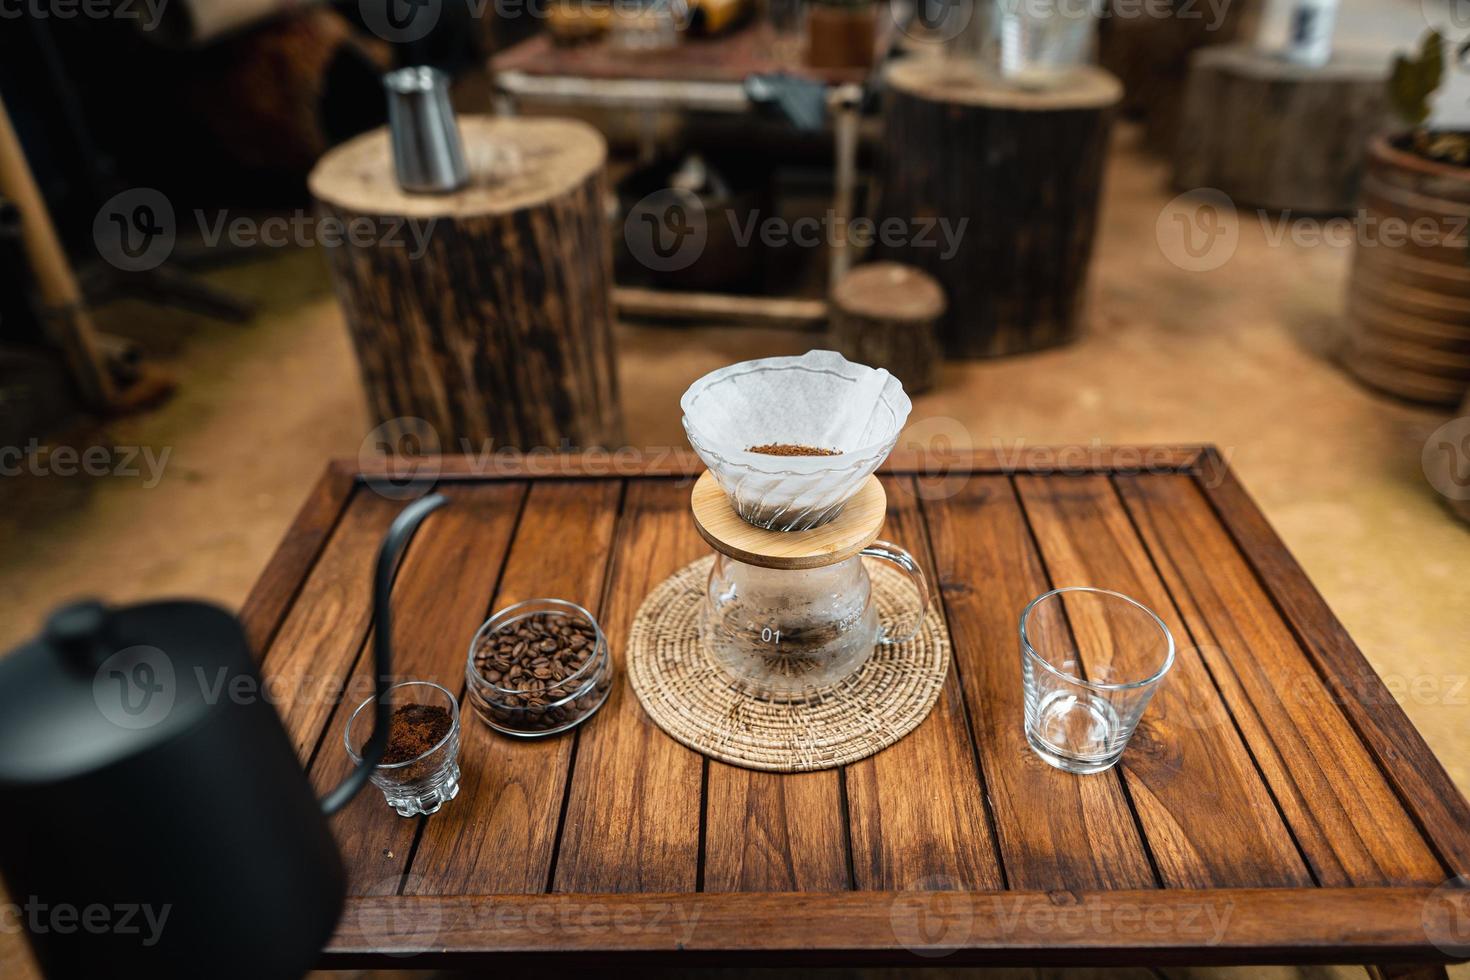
[876,60,1120,358]
[309,116,622,450]
[1174,44,1391,214]
[828,262,944,394]
[1097,0,1253,154]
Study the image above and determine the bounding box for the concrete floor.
[1,127,1466,979]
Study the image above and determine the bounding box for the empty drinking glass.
[1020,587,1174,774]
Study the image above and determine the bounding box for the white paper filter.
[681,350,912,530]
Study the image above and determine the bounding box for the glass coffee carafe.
[701,541,928,701]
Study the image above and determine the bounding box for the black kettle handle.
[321,493,448,816]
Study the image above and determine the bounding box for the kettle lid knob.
[44,600,113,671]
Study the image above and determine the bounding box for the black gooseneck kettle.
[0,494,448,978]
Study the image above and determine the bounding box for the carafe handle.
[860,540,929,646]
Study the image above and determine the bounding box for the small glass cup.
[344,680,461,817]
[1020,587,1174,774]
[466,599,613,737]
[992,0,1101,86]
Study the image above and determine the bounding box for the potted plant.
[805,0,877,71]
[1342,30,1470,407]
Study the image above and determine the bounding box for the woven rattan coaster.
[627,556,951,772]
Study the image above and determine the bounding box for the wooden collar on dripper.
[690,471,887,570]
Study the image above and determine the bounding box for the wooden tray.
[245,448,1470,971]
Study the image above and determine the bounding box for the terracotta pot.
[1343,134,1470,407]
[805,2,877,71]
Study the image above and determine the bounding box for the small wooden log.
[828,262,944,393]
[309,117,623,450]
[1174,44,1391,214]
[1344,136,1470,407]
[614,287,827,330]
[876,60,1120,358]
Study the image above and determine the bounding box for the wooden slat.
[261,489,406,761]
[240,462,356,654]
[843,476,1006,890]
[1014,474,1312,888]
[328,887,1470,964]
[1116,474,1444,886]
[1196,448,1470,877]
[703,769,849,891]
[614,285,828,329]
[552,479,705,892]
[345,446,1209,481]
[407,480,622,894]
[306,482,526,892]
[922,476,1156,890]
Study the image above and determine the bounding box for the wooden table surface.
[491,21,880,85]
[245,448,1470,970]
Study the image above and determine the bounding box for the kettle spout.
[320,493,448,816]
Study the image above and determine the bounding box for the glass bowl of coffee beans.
[466,598,613,737]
